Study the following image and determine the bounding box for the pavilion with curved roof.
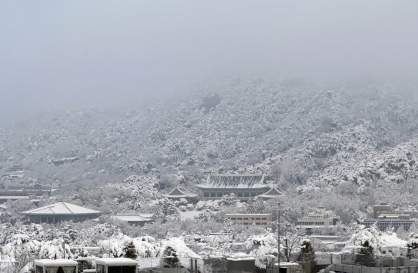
[162,186,198,203]
[257,187,285,200]
[21,202,102,224]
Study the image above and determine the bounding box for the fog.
[1,1,418,126]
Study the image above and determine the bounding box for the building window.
[237,193,243,197]
[231,218,236,220]
[204,193,209,197]
[237,218,242,220]
[244,193,249,197]
[210,192,216,197]
[262,218,267,220]
[217,192,223,197]
[251,192,256,197]
[243,218,248,220]
[256,218,261,220]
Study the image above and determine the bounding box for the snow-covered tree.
[283,232,304,262]
[344,224,406,256]
[246,197,265,214]
[220,193,238,207]
[407,232,418,258]
[123,241,138,259]
[157,199,178,218]
[356,240,375,265]
[245,234,278,269]
[160,246,181,268]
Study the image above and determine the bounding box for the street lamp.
[277,202,280,272]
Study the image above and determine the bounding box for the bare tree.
[11,243,41,273]
[282,231,304,262]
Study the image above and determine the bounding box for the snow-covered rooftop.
[227,252,255,261]
[111,214,153,222]
[257,187,284,198]
[34,259,78,266]
[0,196,29,200]
[162,187,197,198]
[95,258,138,266]
[196,174,269,189]
[21,202,101,215]
[275,262,301,267]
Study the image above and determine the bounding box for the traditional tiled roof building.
[257,187,284,200]
[195,174,270,201]
[22,202,102,224]
[162,186,198,203]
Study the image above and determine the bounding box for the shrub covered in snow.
[344,225,407,256]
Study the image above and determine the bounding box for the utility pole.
[277,202,280,273]
[62,241,65,259]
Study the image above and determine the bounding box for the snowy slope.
[0,77,418,197]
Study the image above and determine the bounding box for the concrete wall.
[227,259,255,273]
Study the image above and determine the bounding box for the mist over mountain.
[1,77,418,196]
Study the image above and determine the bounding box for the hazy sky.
[1,1,418,126]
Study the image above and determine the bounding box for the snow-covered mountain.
[1,77,418,196]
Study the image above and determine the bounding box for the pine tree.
[356,240,375,265]
[407,242,418,259]
[298,241,317,272]
[161,246,181,268]
[123,241,138,259]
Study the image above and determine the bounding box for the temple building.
[195,174,270,201]
[162,186,198,203]
[22,202,102,224]
[257,187,284,200]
